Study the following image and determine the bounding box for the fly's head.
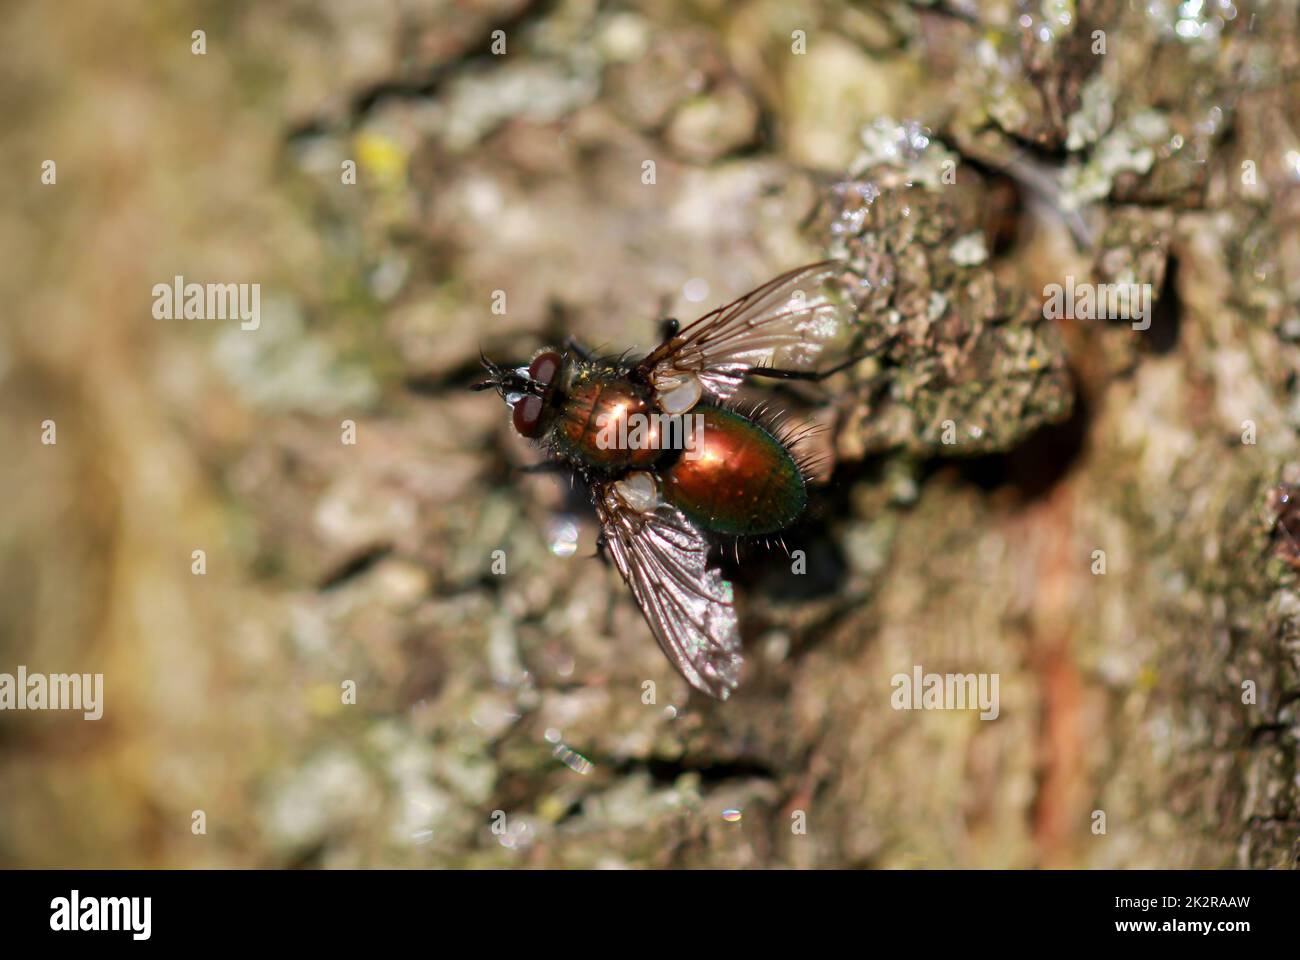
[472,348,566,439]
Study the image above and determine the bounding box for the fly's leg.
[648,278,681,343]
[593,531,612,567]
[545,300,596,362]
[590,532,617,635]
[743,353,863,383]
[562,336,596,363]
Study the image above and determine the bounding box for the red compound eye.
[528,351,562,387]
[512,394,544,437]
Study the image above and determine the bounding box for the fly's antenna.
[471,349,501,391]
[472,350,546,398]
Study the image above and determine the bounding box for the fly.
[474,261,854,699]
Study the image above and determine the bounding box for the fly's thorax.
[660,404,807,536]
[550,371,670,472]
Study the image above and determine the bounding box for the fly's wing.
[594,484,742,699]
[637,260,848,402]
